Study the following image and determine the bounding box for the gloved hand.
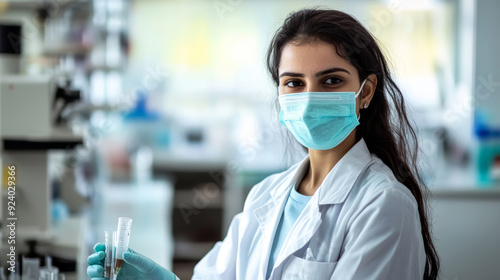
[87,242,178,280]
[119,248,177,280]
[87,243,107,280]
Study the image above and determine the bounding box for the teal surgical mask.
[279,79,367,150]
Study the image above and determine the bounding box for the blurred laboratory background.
[0,0,499,279]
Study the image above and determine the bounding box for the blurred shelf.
[430,187,500,198]
[429,159,500,197]
[153,154,227,172]
[85,63,124,72]
[2,138,82,150]
[0,0,90,9]
[2,0,90,9]
[42,43,92,56]
[1,127,83,150]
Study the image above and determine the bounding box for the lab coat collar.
[317,138,372,205]
[270,138,372,205]
[269,155,310,201]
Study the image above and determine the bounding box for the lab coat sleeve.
[191,213,242,280]
[331,187,426,280]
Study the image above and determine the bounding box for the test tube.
[111,232,117,280]
[103,231,115,278]
[113,217,133,276]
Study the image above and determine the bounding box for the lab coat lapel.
[253,156,309,280]
[318,138,372,205]
[272,194,322,272]
[253,184,290,280]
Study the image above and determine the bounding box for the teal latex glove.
[119,249,177,280]
[87,243,107,280]
[87,242,177,280]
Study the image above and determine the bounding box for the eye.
[284,80,304,88]
[324,77,343,85]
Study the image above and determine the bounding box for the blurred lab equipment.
[0,75,83,235]
[39,257,61,280]
[472,0,500,186]
[42,2,93,53]
[475,109,500,184]
[18,240,75,277]
[52,80,82,126]
[21,257,39,280]
[22,256,66,280]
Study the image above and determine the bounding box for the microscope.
[0,75,83,237]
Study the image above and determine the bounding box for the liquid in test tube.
[114,217,133,276]
[103,230,115,278]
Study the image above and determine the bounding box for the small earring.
[364,104,368,109]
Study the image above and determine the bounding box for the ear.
[359,74,377,110]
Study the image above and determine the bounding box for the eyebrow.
[279,67,351,78]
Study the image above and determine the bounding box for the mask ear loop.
[355,79,368,121]
[354,78,368,98]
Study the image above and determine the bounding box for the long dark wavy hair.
[266,9,439,280]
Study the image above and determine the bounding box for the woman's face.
[278,41,375,113]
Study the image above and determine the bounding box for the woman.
[87,8,440,280]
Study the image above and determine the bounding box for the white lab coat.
[192,138,426,280]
